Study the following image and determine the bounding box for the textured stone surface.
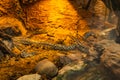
[59,56,72,66]
[100,40,120,79]
[53,60,112,80]
[59,52,83,66]
[54,61,86,80]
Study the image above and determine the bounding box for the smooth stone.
[34,59,58,77]
[17,74,41,80]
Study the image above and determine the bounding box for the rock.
[59,52,83,65]
[95,40,120,79]
[34,59,58,77]
[53,60,113,80]
[54,61,87,80]
[17,74,41,80]
[66,53,83,61]
[59,56,72,66]
[101,49,120,79]
[100,40,120,79]
[0,39,15,57]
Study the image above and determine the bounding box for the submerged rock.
[17,74,41,80]
[34,59,58,77]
